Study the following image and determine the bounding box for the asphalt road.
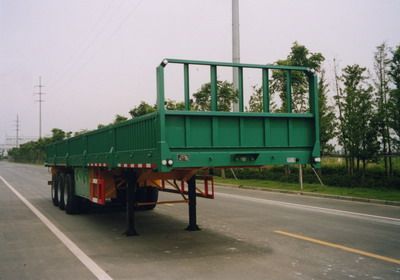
[0,161,399,280]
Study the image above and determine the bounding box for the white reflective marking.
[0,176,113,280]
[217,192,400,226]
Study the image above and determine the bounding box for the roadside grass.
[214,177,400,202]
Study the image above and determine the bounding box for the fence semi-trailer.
[45,58,320,235]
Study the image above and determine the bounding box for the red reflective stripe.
[116,163,156,169]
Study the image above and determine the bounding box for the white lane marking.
[217,192,400,226]
[0,176,113,280]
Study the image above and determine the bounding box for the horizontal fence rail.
[157,58,316,114]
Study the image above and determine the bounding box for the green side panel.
[269,119,289,147]
[45,112,161,168]
[165,116,185,148]
[188,117,212,147]
[218,117,239,147]
[46,144,56,164]
[69,137,85,155]
[163,112,316,171]
[56,141,68,155]
[74,168,89,198]
[164,113,314,150]
[290,118,313,147]
[87,130,112,153]
[242,118,264,147]
[114,114,159,164]
[115,115,158,151]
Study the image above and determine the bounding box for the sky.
[1,0,400,149]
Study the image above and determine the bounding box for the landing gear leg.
[125,171,138,236]
[186,176,200,231]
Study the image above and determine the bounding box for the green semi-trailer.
[45,58,320,235]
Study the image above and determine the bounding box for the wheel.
[135,187,159,211]
[57,173,66,210]
[78,197,90,214]
[64,173,81,214]
[51,174,59,206]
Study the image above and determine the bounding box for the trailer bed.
[46,58,320,172]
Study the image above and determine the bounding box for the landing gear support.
[125,171,138,236]
[186,176,200,231]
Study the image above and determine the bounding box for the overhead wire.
[49,0,144,95]
[48,0,123,92]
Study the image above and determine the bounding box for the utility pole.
[221,0,241,179]
[34,76,45,139]
[232,0,240,112]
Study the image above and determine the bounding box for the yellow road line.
[274,230,400,265]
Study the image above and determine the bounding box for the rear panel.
[163,112,316,169]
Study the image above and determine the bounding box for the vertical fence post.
[210,65,218,111]
[184,63,190,110]
[310,73,321,161]
[157,66,165,113]
[262,68,269,112]
[238,67,244,112]
[286,70,292,113]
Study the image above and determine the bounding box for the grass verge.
[215,177,400,202]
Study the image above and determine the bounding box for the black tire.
[78,197,90,214]
[64,173,81,215]
[57,173,66,210]
[136,187,159,211]
[51,174,59,206]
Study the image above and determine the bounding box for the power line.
[34,76,45,139]
[3,116,35,150]
[47,0,125,93]
[49,0,143,95]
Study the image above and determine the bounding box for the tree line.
[333,43,399,177]
[248,42,399,178]
[7,128,71,163]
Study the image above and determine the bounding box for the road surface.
[0,161,399,280]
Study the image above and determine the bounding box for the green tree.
[374,42,393,175]
[270,42,324,113]
[113,114,128,124]
[340,64,378,175]
[129,101,157,117]
[8,128,69,163]
[165,99,185,110]
[193,81,238,111]
[318,69,336,155]
[248,86,263,112]
[51,128,68,142]
[389,44,400,150]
